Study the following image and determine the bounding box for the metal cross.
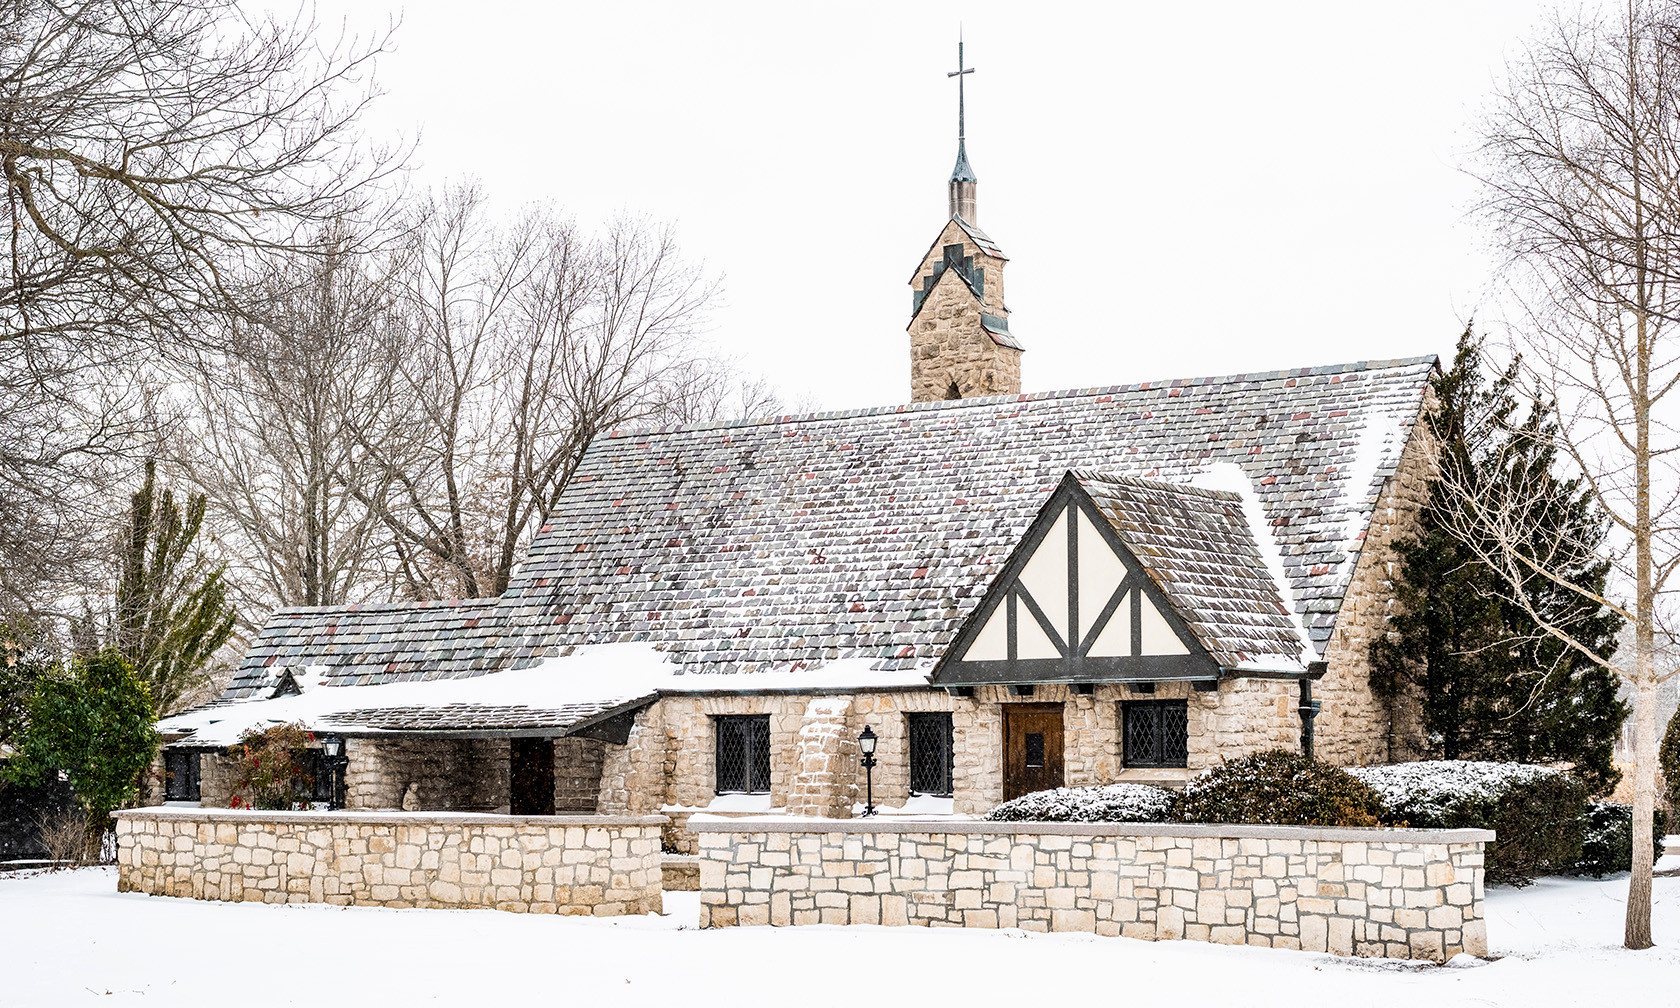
[948,32,974,141]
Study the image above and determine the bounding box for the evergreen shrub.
[1172,750,1385,828]
[3,648,158,852]
[984,783,1174,823]
[1351,761,1588,885]
[1570,801,1669,877]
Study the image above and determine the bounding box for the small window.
[163,751,201,802]
[715,715,771,794]
[907,712,953,796]
[1122,700,1189,768]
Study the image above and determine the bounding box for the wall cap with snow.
[116,806,669,828]
[686,815,1494,844]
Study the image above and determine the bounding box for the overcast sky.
[306,0,1563,412]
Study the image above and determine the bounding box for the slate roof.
[318,698,648,734]
[1072,471,1307,669]
[231,599,511,697]
[981,314,1021,351]
[954,216,1005,260]
[221,355,1434,701]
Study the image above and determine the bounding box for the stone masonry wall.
[909,273,1022,402]
[613,684,1317,834]
[199,753,237,807]
[554,737,606,812]
[345,738,510,812]
[1318,400,1438,765]
[115,807,665,916]
[696,820,1491,961]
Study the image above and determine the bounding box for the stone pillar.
[786,698,857,817]
[198,753,237,808]
[598,703,668,815]
[554,737,606,812]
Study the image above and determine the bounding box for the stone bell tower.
[908,36,1021,403]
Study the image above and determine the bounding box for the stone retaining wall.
[695,818,1492,961]
[115,808,665,916]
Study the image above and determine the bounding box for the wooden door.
[1003,704,1064,800]
[510,738,556,815]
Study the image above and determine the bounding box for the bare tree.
[1462,0,1680,949]
[343,188,774,600]
[181,235,416,617]
[0,1,400,617]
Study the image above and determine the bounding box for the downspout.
[1298,663,1326,760]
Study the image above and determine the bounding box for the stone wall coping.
[686,814,1494,844]
[114,806,668,828]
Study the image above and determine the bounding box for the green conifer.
[1373,330,1627,793]
[81,462,237,715]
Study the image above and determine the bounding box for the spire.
[947,32,979,222]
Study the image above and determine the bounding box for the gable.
[933,478,1211,686]
[908,218,1003,286]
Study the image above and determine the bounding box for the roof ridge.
[602,354,1440,440]
[1072,469,1244,503]
[267,598,501,617]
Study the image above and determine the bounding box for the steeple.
[948,33,978,223]
[906,32,1020,405]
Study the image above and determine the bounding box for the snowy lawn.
[3,868,1676,1007]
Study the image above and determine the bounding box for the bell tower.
[908,34,1021,403]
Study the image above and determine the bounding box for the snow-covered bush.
[984,783,1175,823]
[1570,801,1669,877]
[1351,760,1587,885]
[1173,750,1385,827]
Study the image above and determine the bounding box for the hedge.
[1351,761,1588,886]
[1171,750,1386,827]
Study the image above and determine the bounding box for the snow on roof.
[220,356,1433,701]
[168,644,936,746]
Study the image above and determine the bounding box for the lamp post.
[858,726,878,817]
[320,736,346,810]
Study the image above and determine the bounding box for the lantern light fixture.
[858,726,879,817]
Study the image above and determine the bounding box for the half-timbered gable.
[935,471,1309,689]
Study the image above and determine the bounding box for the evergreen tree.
[1373,330,1627,792]
[81,462,237,715]
[0,621,47,753]
[1,649,158,848]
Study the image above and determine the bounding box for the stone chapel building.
[156,73,1437,848]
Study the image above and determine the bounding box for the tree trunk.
[1627,653,1657,948]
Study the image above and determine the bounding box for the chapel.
[155,45,1436,848]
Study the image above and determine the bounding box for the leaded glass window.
[715,715,771,794]
[1122,700,1189,768]
[907,712,953,796]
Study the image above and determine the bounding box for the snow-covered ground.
[2,869,1675,1007]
